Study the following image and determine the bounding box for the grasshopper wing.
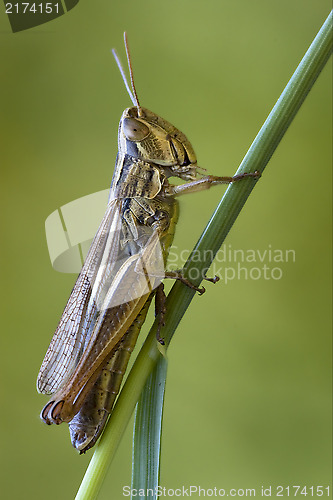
[37,199,123,395]
[38,195,165,424]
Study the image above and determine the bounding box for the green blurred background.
[1,2,331,499]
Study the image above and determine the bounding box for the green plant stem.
[75,11,332,500]
[131,356,168,496]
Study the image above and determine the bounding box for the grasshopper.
[37,33,259,453]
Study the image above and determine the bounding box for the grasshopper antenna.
[111,32,143,117]
[123,32,143,117]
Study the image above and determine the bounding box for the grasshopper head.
[119,106,198,180]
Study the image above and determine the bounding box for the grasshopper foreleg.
[168,171,260,196]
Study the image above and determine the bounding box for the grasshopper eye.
[123,117,150,141]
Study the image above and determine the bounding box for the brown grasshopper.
[37,33,259,453]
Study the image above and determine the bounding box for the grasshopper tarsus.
[165,270,220,295]
[203,275,220,284]
[195,274,220,293]
[231,170,261,182]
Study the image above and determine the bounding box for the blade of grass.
[131,356,168,498]
[75,11,332,500]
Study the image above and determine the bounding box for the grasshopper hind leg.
[68,296,153,453]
